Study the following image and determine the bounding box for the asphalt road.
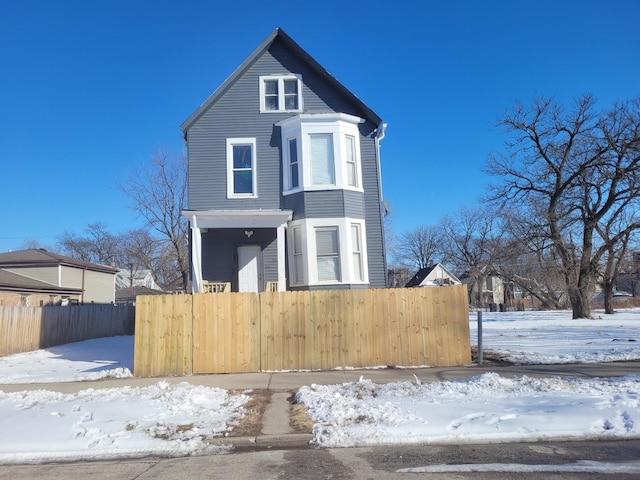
[2,440,639,479]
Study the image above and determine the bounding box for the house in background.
[181,28,388,293]
[0,249,117,306]
[114,269,164,306]
[405,263,462,288]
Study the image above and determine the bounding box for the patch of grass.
[229,389,270,437]
[288,392,314,433]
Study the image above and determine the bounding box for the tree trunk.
[568,286,591,319]
[602,280,615,315]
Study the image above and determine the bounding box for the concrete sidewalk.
[2,361,639,451]
[2,360,639,394]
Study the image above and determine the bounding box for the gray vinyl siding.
[284,190,365,220]
[201,228,277,289]
[186,41,378,211]
[185,35,387,289]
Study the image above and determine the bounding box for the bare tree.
[595,206,640,314]
[498,209,569,309]
[59,223,120,265]
[439,207,504,308]
[120,150,189,289]
[487,95,640,318]
[394,225,443,271]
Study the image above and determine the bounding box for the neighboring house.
[181,28,388,293]
[114,269,163,306]
[115,269,161,290]
[405,264,462,288]
[0,249,117,306]
[460,270,505,307]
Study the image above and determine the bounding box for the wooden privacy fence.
[0,304,135,357]
[134,286,471,377]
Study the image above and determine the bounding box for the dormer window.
[260,75,303,113]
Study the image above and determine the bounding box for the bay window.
[288,217,368,286]
[278,113,364,193]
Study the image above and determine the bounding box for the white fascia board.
[182,209,293,229]
[276,112,365,128]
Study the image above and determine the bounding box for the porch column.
[277,223,287,291]
[190,215,203,293]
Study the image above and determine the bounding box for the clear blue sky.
[1,0,638,252]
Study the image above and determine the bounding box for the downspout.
[375,122,389,287]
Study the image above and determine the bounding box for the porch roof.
[183,209,293,229]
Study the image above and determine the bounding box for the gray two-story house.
[181,28,388,293]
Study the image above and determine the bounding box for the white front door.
[238,245,261,292]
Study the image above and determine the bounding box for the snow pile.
[0,381,249,464]
[297,373,640,447]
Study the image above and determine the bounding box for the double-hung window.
[260,75,303,112]
[310,133,336,186]
[315,227,341,282]
[288,138,299,189]
[291,226,303,285]
[345,135,358,188]
[227,138,257,198]
[351,223,364,282]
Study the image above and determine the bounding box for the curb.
[207,434,314,451]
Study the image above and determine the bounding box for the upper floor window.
[288,138,299,189]
[310,133,336,186]
[260,75,303,113]
[227,138,257,198]
[345,135,358,188]
[278,113,365,193]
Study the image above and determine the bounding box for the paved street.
[1,440,639,479]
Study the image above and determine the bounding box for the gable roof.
[405,263,461,288]
[180,27,382,133]
[0,249,118,274]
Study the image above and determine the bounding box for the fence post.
[477,310,483,365]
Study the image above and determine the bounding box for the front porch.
[185,209,293,293]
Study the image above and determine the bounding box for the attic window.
[259,75,303,113]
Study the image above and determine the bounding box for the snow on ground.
[298,373,640,447]
[469,308,640,364]
[0,382,249,464]
[0,308,639,464]
[0,336,134,384]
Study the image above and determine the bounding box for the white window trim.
[259,74,303,113]
[287,217,369,287]
[279,113,364,194]
[226,138,257,199]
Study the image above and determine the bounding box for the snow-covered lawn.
[0,308,638,464]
